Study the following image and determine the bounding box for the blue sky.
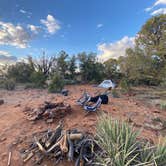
[0,0,166,64]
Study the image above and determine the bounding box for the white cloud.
[97,24,103,28]
[40,14,60,34]
[0,21,32,48]
[154,0,166,6]
[27,24,41,34]
[97,36,135,62]
[145,7,153,12]
[151,8,166,15]
[145,0,166,15]
[0,51,17,65]
[19,9,32,18]
[19,9,27,14]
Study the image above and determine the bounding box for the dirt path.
[0,85,165,166]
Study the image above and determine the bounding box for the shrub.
[6,62,34,83]
[154,142,166,166]
[96,115,139,166]
[119,78,131,94]
[3,78,16,90]
[111,88,119,98]
[48,74,65,93]
[160,101,166,111]
[30,71,46,88]
[95,115,166,166]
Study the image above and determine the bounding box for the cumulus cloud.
[151,8,166,15]
[97,36,135,62]
[154,0,166,6]
[27,24,41,34]
[145,0,166,15]
[97,24,103,28]
[40,14,60,34]
[0,21,32,48]
[0,51,17,65]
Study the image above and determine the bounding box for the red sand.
[0,85,165,166]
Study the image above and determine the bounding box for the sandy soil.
[0,85,165,166]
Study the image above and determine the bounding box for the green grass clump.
[160,101,166,111]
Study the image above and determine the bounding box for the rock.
[144,122,163,130]
[38,126,42,129]
[0,99,4,105]
[46,119,54,123]
[14,104,21,107]
[0,137,7,142]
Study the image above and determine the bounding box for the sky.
[0,0,166,64]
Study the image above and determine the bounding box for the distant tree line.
[0,14,166,91]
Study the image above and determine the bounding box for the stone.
[0,137,7,142]
[0,99,4,105]
[46,119,54,123]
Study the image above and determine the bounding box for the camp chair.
[83,97,102,112]
[77,92,91,106]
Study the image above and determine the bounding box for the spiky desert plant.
[136,142,155,166]
[95,115,140,166]
[154,141,166,166]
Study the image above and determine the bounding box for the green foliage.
[57,51,69,77]
[154,142,166,166]
[119,47,162,85]
[95,115,166,166]
[30,71,46,88]
[68,55,77,79]
[3,78,16,90]
[160,101,166,111]
[78,52,105,83]
[118,15,166,86]
[136,14,166,61]
[104,58,121,81]
[48,73,65,93]
[119,78,131,94]
[6,62,34,83]
[96,115,139,166]
[111,88,119,98]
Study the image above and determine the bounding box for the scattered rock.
[0,137,7,142]
[14,104,21,107]
[144,122,163,130]
[46,119,54,123]
[38,126,42,129]
[0,99,4,105]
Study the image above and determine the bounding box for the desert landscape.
[0,0,166,165]
[0,85,165,165]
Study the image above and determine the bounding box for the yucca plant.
[135,142,155,166]
[95,115,140,166]
[154,141,166,166]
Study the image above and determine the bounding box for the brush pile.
[23,101,71,122]
[20,123,97,165]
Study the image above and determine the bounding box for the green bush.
[95,115,166,166]
[48,74,65,93]
[111,88,119,98]
[119,78,131,94]
[30,71,46,88]
[160,101,166,111]
[3,78,16,90]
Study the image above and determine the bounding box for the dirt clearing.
[0,85,165,165]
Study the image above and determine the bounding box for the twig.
[34,136,46,153]
[7,151,12,166]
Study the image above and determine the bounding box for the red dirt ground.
[0,85,165,166]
